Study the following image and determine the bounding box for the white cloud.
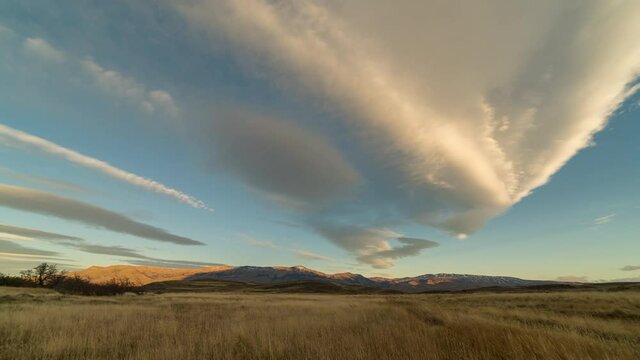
[294,250,331,261]
[0,123,209,210]
[0,232,35,242]
[149,90,179,116]
[594,214,615,225]
[239,234,277,249]
[81,59,179,116]
[177,0,640,239]
[23,37,65,63]
[4,26,178,117]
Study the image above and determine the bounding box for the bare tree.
[20,263,60,286]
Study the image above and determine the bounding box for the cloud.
[0,223,216,269]
[239,234,277,249]
[313,224,398,256]
[148,90,179,116]
[0,166,91,195]
[556,275,588,282]
[357,237,440,269]
[0,224,82,242]
[621,265,640,271]
[124,259,221,268]
[0,124,209,210]
[238,233,330,262]
[0,233,35,242]
[81,59,179,116]
[0,239,59,257]
[22,37,65,63]
[202,110,359,208]
[0,184,202,245]
[594,214,615,225]
[5,28,179,117]
[294,250,331,261]
[177,0,640,239]
[0,259,80,275]
[313,223,438,268]
[65,243,219,268]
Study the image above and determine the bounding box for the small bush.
[54,275,144,296]
[0,273,34,287]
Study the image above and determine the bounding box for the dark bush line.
[0,263,144,296]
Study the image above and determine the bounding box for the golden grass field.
[1,286,639,360]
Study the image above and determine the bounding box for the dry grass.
[1,287,639,359]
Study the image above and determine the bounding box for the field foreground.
[1,287,639,359]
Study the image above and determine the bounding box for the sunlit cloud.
[0,233,35,242]
[312,223,439,268]
[239,233,331,262]
[0,124,209,210]
[294,250,331,261]
[178,0,640,242]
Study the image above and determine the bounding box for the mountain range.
[74,265,555,293]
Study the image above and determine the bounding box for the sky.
[0,0,639,281]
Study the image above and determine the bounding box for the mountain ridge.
[73,264,555,293]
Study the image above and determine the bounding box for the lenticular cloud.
[179,0,640,237]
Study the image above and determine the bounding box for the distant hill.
[372,273,551,292]
[74,264,555,292]
[72,265,232,285]
[144,279,400,294]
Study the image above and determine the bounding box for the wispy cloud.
[0,239,59,257]
[0,223,217,269]
[22,37,65,63]
[0,166,91,195]
[0,233,35,242]
[312,223,439,268]
[239,234,277,249]
[239,233,332,262]
[357,237,440,269]
[294,250,331,261]
[66,242,219,268]
[0,184,202,245]
[124,259,221,268]
[556,275,589,282]
[621,265,640,271]
[0,224,82,242]
[10,30,178,117]
[0,124,209,210]
[594,214,615,225]
[81,59,179,116]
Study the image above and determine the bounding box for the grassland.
[1,286,639,359]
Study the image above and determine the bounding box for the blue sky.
[1,1,639,281]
